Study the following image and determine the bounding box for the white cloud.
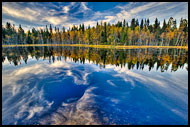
[102,16,115,23]
[129,2,160,14]
[2,2,188,32]
[107,80,116,87]
[14,64,47,76]
[42,16,68,26]
[47,9,58,16]
[2,2,71,30]
[63,6,70,13]
[50,61,70,68]
[81,2,90,10]
[2,6,38,21]
[67,70,72,76]
[26,106,44,120]
[114,2,188,25]
[2,19,15,25]
[83,20,97,27]
[91,2,188,27]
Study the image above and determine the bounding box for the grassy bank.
[2,44,188,49]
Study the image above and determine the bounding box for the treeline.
[2,46,188,72]
[2,17,188,46]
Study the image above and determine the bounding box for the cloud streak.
[2,2,188,32]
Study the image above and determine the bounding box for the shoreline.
[2,44,188,49]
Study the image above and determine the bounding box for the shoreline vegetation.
[2,44,188,49]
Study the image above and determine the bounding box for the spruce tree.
[103,22,107,43]
[154,18,159,32]
[123,19,126,27]
[140,19,144,30]
[131,18,136,30]
[82,23,85,34]
[135,19,139,27]
[162,19,167,33]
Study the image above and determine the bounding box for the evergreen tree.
[123,19,126,27]
[145,19,147,29]
[154,18,160,32]
[49,24,53,43]
[147,19,150,30]
[82,23,85,34]
[26,30,32,44]
[131,18,136,30]
[18,24,25,44]
[50,24,52,34]
[121,27,127,45]
[140,19,144,30]
[135,19,139,27]
[2,17,188,47]
[162,19,167,33]
[147,19,150,27]
[103,22,107,43]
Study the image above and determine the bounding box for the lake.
[2,46,188,125]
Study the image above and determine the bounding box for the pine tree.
[135,19,139,27]
[131,18,136,30]
[18,24,25,44]
[123,19,126,27]
[140,19,144,30]
[103,22,107,43]
[147,19,150,27]
[154,18,159,32]
[49,24,53,43]
[2,17,188,46]
[162,19,167,33]
[82,23,85,34]
[26,30,32,44]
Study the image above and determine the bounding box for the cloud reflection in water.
[2,57,188,125]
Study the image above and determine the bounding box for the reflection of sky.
[2,56,188,125]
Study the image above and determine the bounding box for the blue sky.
[2,2,188,31]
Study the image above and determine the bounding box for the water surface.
[2,46,188,125]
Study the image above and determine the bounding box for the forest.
[2,17,188,46]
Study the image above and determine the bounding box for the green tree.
[140,19,144,30]
[18,24,25,44]
[131,18,136,30]
[103,22,107,43]
[26,30,32,44]
[162,19,167,33]
[154,18,160,32]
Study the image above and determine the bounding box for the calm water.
[2,46,188,125]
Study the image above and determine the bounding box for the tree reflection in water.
[2,46,188,72]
